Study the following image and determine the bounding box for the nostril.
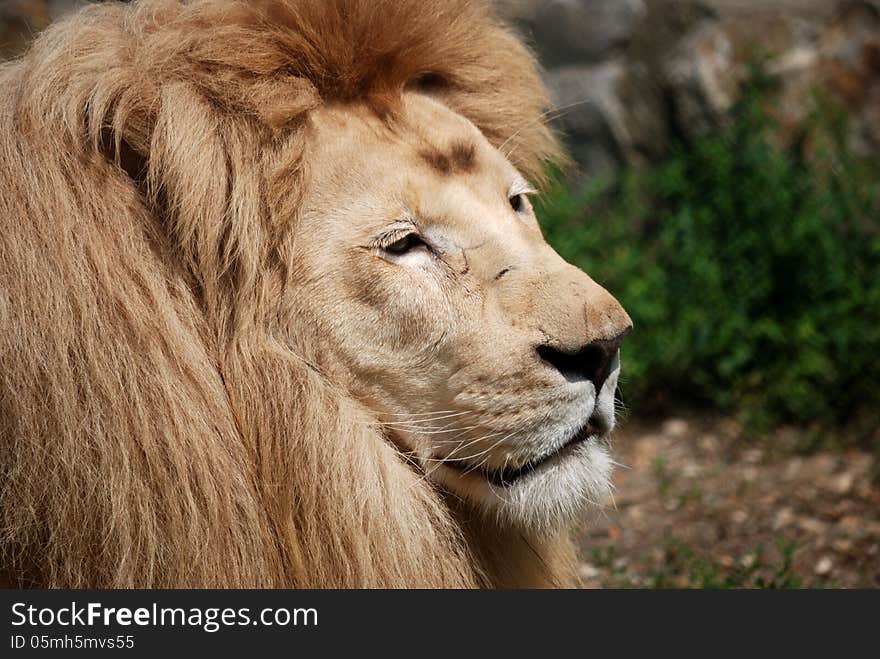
[536,343,610,386]
[536,328,630,389]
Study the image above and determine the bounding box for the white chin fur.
[432,439,613,533]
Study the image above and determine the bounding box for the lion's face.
[293,93,632,530]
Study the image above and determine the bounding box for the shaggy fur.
[0,0,573,588]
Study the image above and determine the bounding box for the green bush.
[537,71,880,437]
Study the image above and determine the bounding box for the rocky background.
[496,0,880,176]
[3,0,879,588]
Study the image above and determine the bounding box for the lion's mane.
[0,0,572,588]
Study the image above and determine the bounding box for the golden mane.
[0,0,571,588]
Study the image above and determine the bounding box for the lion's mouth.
[440,417,603,488]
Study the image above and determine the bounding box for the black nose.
[536,328,631,390]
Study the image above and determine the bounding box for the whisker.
[381,424,481,436]
[365,412,468,427]
[498,98,596,157]
[431,431,506,463]
[382,410,465,417]
[606,489,618,512]
[459,428,523,475]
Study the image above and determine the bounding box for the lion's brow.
[419,141,477,176]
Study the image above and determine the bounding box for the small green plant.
[587,537,805,588]
[537,65,880,440]
[651,455,673,499]
[639,539,802,589]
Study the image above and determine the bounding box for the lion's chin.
[431,438,614,533]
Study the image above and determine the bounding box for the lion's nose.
[536,326,632,391]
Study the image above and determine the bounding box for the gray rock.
[820,1,880,157]
[545,61,627,175]
[494,0,547,23]
[663,9,825,141]
[508,0,646,66]
[662,1,880,156]
[663,19,738,138]
[545,58,668,176]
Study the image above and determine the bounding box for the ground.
[578,416,880,588]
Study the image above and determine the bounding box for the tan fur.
[0,0,586,588]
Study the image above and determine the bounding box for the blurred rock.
[544,61,626,175]
[743,448,763,464]
[774,506,795,529]
[832,539,853,554]
[818,1,880,156]
[814,556,833,575]
[697,433,720,452]
[505,0,646,66]
[545,58,669,176]
[741,466,759,482]
[630,433,664,469]
[498,0,664,175]
[494,0,546,23]
[662,418,691,439]
[829,472,855,495]
[663,10,821,140]
[699,0,837,18]
[784,458,804,480]
[663,2,880,153]
[498,0,880,176]
[798,517,829,536]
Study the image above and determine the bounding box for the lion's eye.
[509,193,526,214]
[384,233,427,255]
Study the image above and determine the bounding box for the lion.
[0,0,632,588]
